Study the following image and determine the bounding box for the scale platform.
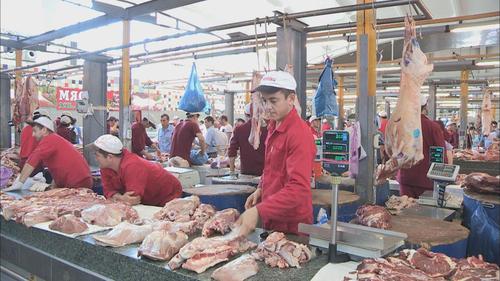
[299,222,407,259]
[399,204,456,221]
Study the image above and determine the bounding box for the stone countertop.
[0,218,329,281]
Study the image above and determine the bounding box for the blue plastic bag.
[190,149,208,166]
[179,63,207,113]
[314,58,338,117]
[468,204,500,265]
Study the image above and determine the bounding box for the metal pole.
[225,92,234,125]
[355,0,376,203]
[459,70,469,149]
[120,20,132,150]
[337,76,345,130]
[428,83,437,120]
[0,73,12,149]
[14,50,22,145]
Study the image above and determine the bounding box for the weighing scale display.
[315,138,322,161]
[322,130,350,176]
[427,163,460,182]
[430,146,444,163]
[324,154,348,162]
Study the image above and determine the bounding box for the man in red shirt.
[397,96,447,198]
[228,104,267,176]
[19,110,43,170]
[56,115,77,144]
[8,116,92,191]
[235,71,316,236]
[309,116,321,138]
[170,112,207,166]
[92,135,182,206]
[131,117,159,159]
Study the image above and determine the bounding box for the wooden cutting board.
[312,189,360,206]
[184,185,256,196]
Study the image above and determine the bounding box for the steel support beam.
[120,20,132,150]
[338,76,345,130]
[225,92,235,125]
[276,23,307,119]
[459,70,469,149]
[355,0,376,203]
[82,56,109,167]
[428,83,437,120]
[0,74,11,149]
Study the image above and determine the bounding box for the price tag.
[331,176,342,185]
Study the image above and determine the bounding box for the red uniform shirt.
[20,125,39,159]
[228,121,267,176]
[170,120,201,165]
[56,125,76,144]
[256,108,316,235]
[397,115,446,198]
[379,118,388,136]
[310,126,321,138]
[100,149,182,206]
[131,122,153,156]
[27,133,92,188]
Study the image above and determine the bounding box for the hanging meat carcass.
[481,90,493,136]
[11,76,39,127]
[375,17,433,184]
[249,71,265,150]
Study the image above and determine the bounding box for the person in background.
[93,135,182,206]
[170,112,207,166]
[466,125,479,149]
[219,115,233,140]
[7,116,92,191]
[309,116,321,138]
[446,122,459,149]
[235,118,245,128]
[199,120,207,137]
[131,117,160,159]
[56,115,77,144]
[378,111,388,136]
[489,121,498,140]
[172,116,181,127]
[106,116,119,137]
[228,104,267,176]
[157,114,174,154]
[321,118,331,131]
[235,71,315,236]
[204,116,228,158]
[435,120,453,164]
[397,96,446,198]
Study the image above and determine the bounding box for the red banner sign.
[56,87,119,110]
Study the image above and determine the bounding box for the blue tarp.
[179,63,208,113]
[314,58,338,117]
[468,204,500,265]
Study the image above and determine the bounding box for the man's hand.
[234,207,259,237]
[4,177,23,191]
[113,192,141,205]
[245,188,261,210]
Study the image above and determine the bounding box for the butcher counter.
[0,217,330,281]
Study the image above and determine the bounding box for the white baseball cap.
[420,95,428,106]
[309,116,320,122]
[93,134,123,154]
[60,115,72,125]
[30,116,54,132]
[251,71,297,93]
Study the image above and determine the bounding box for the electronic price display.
[430,146,444,164]
[427,163,460,182]
[322,130,350,176]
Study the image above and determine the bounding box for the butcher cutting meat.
[234,71,316,236]
[91,135,182,206]
[6,116,92,191]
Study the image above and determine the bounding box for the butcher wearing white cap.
[235,71,316,236]
[397,95,447,198]
[91,135,182,206]
[18,109,46,170]
[6,116,92,191]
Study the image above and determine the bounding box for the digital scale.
[300,130,407,262]
[164,167,200,189]
[430,146,445,164]
[423,162,460,207]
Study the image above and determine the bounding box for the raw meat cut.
[21,207,58,227]
[454,144,500,162]
[153,195,200,222]
[93,222,153,247]
[168,233,256,273]
[455,174,467,185]
[462,173,500,195]
[355,205,392,229]
[152,220,198,235]
[375,16,433,184]
[385,195,418,212]
[450,255,499,281]
[202,208,239,237]
[252,232,312,269]
[192,203,216,228]
[248,71,265,150]
[211,254,259,281]
[49,214,88,234]
[481,90,493,136]
[81,203,138,227]
[406,248,456,278]
[138,230,188,261]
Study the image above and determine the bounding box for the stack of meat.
[462,173,500,195]
[344,248,499,280]
[211,254,259,281]
[251,232,312,269]
[454,174,467,186]
[355,205,392,229]
[385,195,419,213]
[454,144,500,162]
[0,188,139,231]
[375,16,434,184]
[1,148,20,188]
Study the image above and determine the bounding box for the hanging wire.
[254,18,261,71]
[264,17,270,72]
[372,1,383,66]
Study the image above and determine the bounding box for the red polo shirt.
[131,122,153,156]
[256,108,316,235]
[100,149,182,206]
[20,125,39,163]
[397,115,446,198]
[228,121,267,176]
[170,120,201,165]
[27,133,92,188]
